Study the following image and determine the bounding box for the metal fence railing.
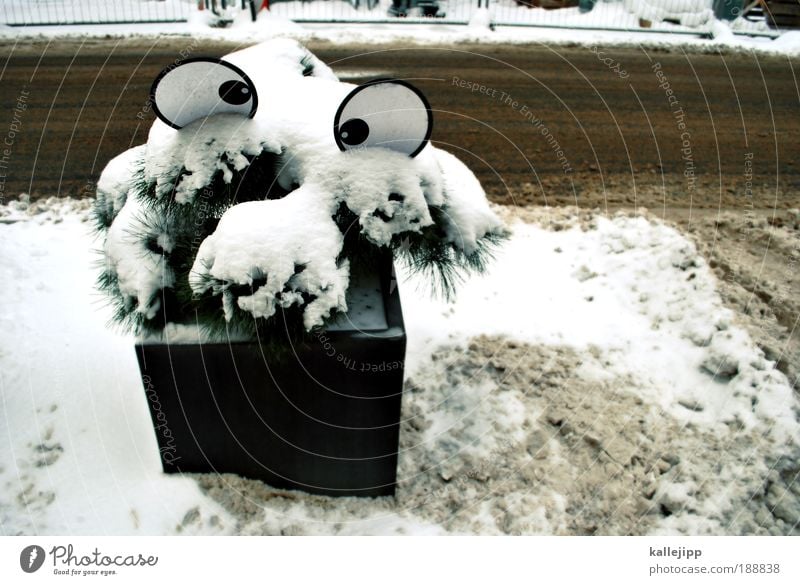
[268,0,475,23]
[0,0,193,25]
[0,0,785,37]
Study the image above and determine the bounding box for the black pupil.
[339,118,370,146]
[219,80,251,105]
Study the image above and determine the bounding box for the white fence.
[0,0,780,37]
[1,0,194,25]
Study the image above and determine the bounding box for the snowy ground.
[1,197,798,535]
[1,4,799,59]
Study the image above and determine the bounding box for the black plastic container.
[135,259,406,497]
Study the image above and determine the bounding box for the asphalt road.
[1,37,798,209]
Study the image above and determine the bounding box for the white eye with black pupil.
[150,57,258,130]
[334,79,433,157]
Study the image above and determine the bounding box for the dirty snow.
[1,198,798,535]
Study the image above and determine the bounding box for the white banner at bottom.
[1,536,798,584]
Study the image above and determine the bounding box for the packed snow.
[0,199,232,535]
[190,188,351,329]
[1,198,798,535]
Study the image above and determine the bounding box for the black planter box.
[135,260,405,497]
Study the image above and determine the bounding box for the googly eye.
[333,79,432,158]
[150,57,258,130]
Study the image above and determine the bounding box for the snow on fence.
[488,0,716,34]
[0,0,194,25]
[0,0,778,37]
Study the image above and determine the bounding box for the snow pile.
[623,0,714,28]
[399,211,799,443]
[190,187,350,329]
[0,194,91,224]
[770,30,800,53]
[186,5,226,30]
[226,5,306,35]
[468,7,495,31]
[99,39,504,332]
[709,17,735,41]
[185,140,502,328]
[2,199,798,535]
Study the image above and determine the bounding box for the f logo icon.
[19,545,45,573]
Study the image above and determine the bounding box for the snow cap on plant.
[94,39,506,337]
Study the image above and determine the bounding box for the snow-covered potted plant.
[94,40,505,496]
